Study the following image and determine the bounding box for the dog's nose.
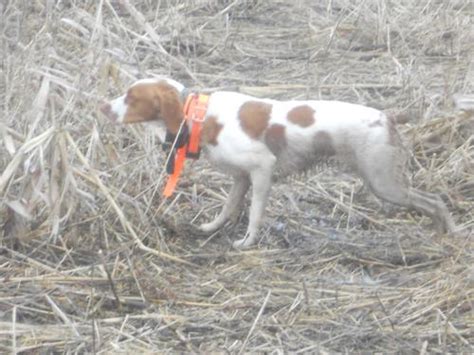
[100,102,111,115]
[99,102,118,122]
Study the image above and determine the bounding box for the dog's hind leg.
[358,144,455,233]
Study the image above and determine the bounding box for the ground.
[0,0,473,353]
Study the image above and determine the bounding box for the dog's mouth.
[99,102,119,122]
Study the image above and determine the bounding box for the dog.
[100,77,455,248]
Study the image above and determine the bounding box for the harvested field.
[1,0,473,353]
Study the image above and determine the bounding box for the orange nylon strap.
[163,146,187,198]
[162,93,209,198]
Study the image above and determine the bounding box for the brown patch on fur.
[264,124,287,155]
[238,101,272,139]
[314,131,336,156]
[122,81,183,133]
[287,105,315,127]
[201,115,223,146]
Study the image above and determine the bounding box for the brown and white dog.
[100,77,455,248]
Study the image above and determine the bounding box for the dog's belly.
[203,139,278,175]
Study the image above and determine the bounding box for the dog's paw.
[199,222,219,234]
[232,237,254,249]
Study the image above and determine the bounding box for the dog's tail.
[384,109,410,124]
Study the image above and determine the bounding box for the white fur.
[198,92,453,247]
[110,94,127,123]
[201,93,393,247]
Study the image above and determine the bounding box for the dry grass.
[1,0,473,353]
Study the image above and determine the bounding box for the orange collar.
[182,93,209,158]
[163,93,209,198]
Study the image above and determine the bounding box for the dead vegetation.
[1,0,473,353]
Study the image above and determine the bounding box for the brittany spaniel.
[100,77,455,248]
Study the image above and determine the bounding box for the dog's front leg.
[233,166,273,248]
[199,174,250,234]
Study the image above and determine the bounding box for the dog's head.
[100,78,185,134]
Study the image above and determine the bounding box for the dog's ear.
[154,83,184,134]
